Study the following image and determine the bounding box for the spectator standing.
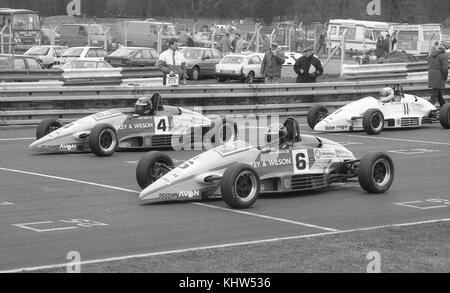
[157,38,188,85]
[261,42,286,84]
[428,44,448,107]
[316,31,327,55]
[294,47,324,83]
[187,33,195,47]
[233,33,244,53]
[220,32,233,55]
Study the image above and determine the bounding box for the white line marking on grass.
[193,202,339,232]
[0,137,34,142]
[0,167,138,194]
[2,217,450,273]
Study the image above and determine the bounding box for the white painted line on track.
[302,131,450,146]
[0,167,138,194]
[193,202,339,232]
[0,137,34,142]
[2,217,450,273]
[0,167,340,233]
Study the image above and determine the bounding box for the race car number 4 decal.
[292,149,310,174]
[154,116,169,134]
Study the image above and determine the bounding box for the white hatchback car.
[215,52,265,83]
[56,47,109,68]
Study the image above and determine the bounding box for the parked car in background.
[105,47,159,67]
[24,45,67,68]
[180,47,223,80]
[0,54,45,70]
[215,52,265,83]
[60,59,113,70]
[56,47,109,67]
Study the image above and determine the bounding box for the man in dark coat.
[428,44,449,107]
[261,42,286,83]
[294,47,324,83]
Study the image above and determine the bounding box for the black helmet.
[266,123,288,147]
[135,97,153,116]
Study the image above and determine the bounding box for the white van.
[392,24,441,55]
[328,19,391,54]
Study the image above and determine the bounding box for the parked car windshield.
[62,47,84,57]
[220,56,245,64]
[109,48,136,57]
[61,60,112,69]
[25,47,50,56]
[0,56,9,68]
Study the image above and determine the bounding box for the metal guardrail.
[1,79,448,126]
[341,61,430,81]
[0,67,162,84]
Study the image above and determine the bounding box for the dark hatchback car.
[0,54,45,70]
[105,47,159,67]
[180,47,223,80]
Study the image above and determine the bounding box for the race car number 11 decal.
[154,116,169,134]
[292,149,310,174]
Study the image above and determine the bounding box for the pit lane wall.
[1,79,449,126]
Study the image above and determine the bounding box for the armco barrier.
[342,61,430,81]
[0,67,162,85]
[1,79,447,126]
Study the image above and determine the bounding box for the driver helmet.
[379,87,394,103]
[135,97,153,116]
[265,123,288,147]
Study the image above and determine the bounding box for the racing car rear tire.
[358,152,394,194]
[307,105,328,129]
[89,124,118,157]
[221,163,260,209]
[136,152,174,189]
[36,118,63,140]
[363,109,384,135]
[439,103,450,129]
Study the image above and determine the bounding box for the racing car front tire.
[89,124,118,157]
[221,163,260,209]
[307,105,328,130]
[36,118,63,140]
[358,152,394,194]
[439,103,450,129]
[136,152,174,189]
[363,109,384,135]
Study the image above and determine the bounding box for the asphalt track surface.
[1,120,450,272]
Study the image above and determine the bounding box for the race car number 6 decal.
[154,116,169,134]
[292,149,310,174]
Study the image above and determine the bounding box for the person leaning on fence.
[157,38,188,85]
[261,42,286,84]
[294,46,324,83]
[428,44,449,108]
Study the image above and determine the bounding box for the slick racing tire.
[358,152,394,194]
[89,124,118,157]
[363,109,384,135]
[439,103,450,129]
[221,163,260,209]
[36,118,63,140]
[210,118,238,147]
[307,105,328,130]
[136,152,174,189]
